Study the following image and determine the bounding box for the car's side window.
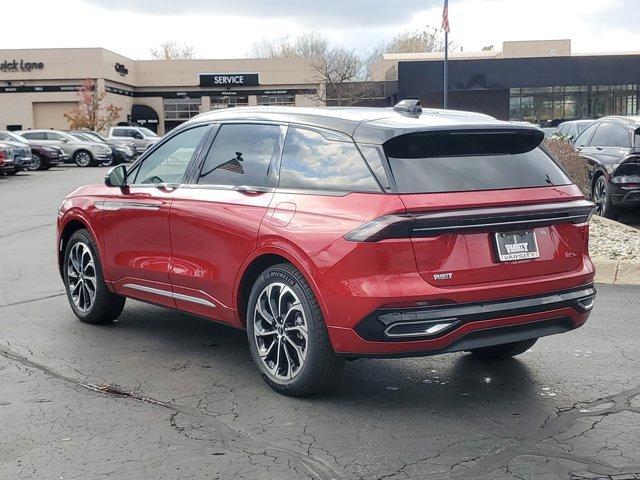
[132,125,209,185]
[589,123,629,148]
[22,132,44,140]
[279,127,380,192]
[112,128,125,137]
[0,133,9,141]
[575,124,598,147]
[608,125,631,148]
[46,132,64,141]
[197,123,282,187]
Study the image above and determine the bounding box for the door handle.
[234,185,271,194]
[156,183,180,191]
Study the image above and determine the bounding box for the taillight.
[344,199,595,243]
[344,214,413,242]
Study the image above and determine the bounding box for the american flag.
[442,0,450,33]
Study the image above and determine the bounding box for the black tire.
[468,338,538,360]
[73,150,94,167]
[246,263,344,396]
[592,174,620,220]
[28,153,42,171]
[63,229,125,324]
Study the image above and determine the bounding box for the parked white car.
[17,130,111,167]
[108,126,160,153]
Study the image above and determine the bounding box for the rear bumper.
[330,285,595,357]
[610,183,640,206]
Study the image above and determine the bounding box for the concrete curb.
[593,258,640,286]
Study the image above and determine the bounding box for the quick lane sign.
[0,60,44,72]
[199,73,259,87]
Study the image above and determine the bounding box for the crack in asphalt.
[0,346,342,480]
[445,386,640,480]
[0,292,66,309]
[0,222,55,240]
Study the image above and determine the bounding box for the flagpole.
[444,29,449,109]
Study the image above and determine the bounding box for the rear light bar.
[345,199,595,242]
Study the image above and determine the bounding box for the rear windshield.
[384,131,571,193]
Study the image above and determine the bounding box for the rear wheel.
[63,229,125,324]
[73,150,93,167]
[469,338,537,360]
[593,175,620,220]
[246,263,344,396]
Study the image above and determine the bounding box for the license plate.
[494,230,539,262]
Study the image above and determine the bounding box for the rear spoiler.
[384,128,545,159]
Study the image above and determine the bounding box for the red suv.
[57,102,596,395]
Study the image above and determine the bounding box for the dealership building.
[373,39,640,126]
[0,48,322,135]
[1,40,640,133]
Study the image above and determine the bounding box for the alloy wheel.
[66,242,97,312]
[253,282,308,380]
[593,177,607,215]
[27,154,42,171]
[75,151,91,167]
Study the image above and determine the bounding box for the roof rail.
[394,99,422,117]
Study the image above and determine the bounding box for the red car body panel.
[58,181,595,356]
[56,108,596,359]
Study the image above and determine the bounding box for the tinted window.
[112,128,126,137]
[198,124,281,187]
[387,147,571,194]
[590,123,630,148]
[574,123,598,147]
[22,132,46,140]
[0,133,10,141]
[133,125,209,184]
[46,132,65,141]
[279,127,380,192]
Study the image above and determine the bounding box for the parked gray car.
[17,130,112,167]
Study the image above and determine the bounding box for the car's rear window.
[384,130,571,193]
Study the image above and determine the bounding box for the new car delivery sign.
[199,73,259,87]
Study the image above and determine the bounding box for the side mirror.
[105,164,127,188]
[133,132,143,140]
[61,138,70,143]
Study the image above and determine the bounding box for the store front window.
[164,98,202,121]
[210,95,249,109]
[509,85,638,125]
[258,93,295,106]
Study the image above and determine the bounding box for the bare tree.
[385,27,449,54]
[251,32,328,59]
[151,41,195,60]
[251,32,368,105]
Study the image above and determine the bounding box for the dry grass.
[544,138,588,194]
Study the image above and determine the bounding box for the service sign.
[199,73,259,87]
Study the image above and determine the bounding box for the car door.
[169,122,285,325]
[101,123,211,307]
[581,123,630,194]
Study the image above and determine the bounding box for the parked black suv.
[575,116,640,219]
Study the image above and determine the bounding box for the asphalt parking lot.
[1,166,639,480]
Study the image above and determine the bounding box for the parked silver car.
[108,126,159,154]
[16,130,111,167]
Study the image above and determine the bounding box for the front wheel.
[63,229,125,324]
[73,150,93,167]
[246,263,344,396]
[27,153,42,171]
[468,338,538,360]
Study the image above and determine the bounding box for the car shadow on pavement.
[93,301,542,415]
